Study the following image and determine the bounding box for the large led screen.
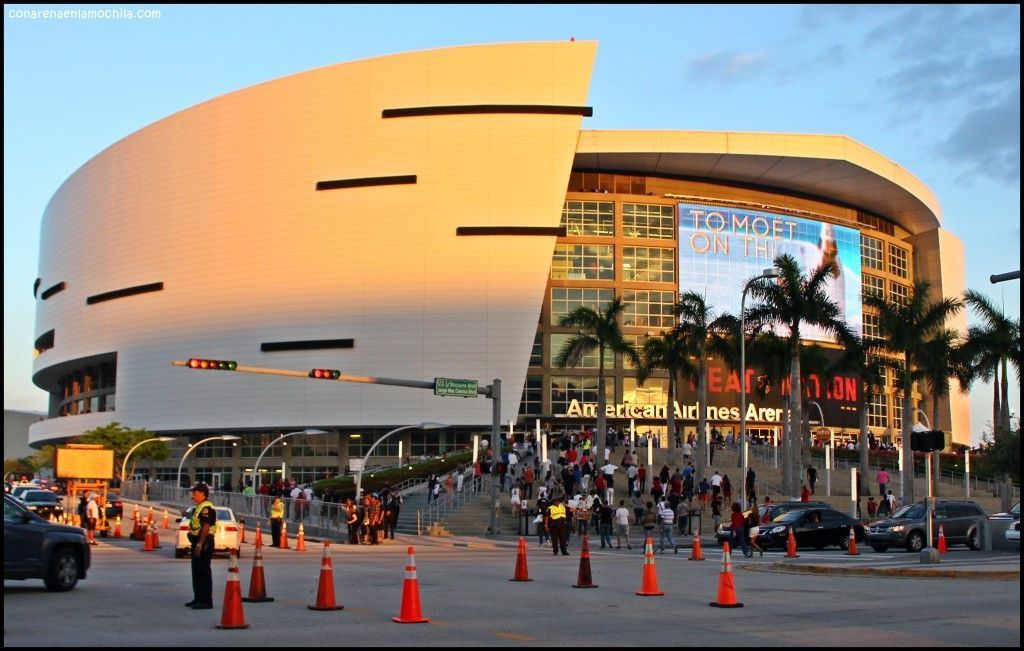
[678,203,862,343]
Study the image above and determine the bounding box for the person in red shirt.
[730,502,750,557]
[800,484,811,502]
[568,447,579,464]
[637,464,647,494]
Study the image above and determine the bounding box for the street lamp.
[121,436,175,484]
[176,434,242,489]
[251,429,328,490]
[355,423,446,500]
[740,266,781,507]
[808,400,829,495]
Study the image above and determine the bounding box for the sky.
[3,4,1020,444]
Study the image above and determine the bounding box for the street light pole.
[355,423,445,501]
[251,429,328,490]
[740,267,781,508]
[808,400,828,496]
[121,436,174,484]
[176,434,241,489]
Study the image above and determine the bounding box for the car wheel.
[967,530,980,551]
[871,545,889,553]
[44,548,80,591]
[839,535,849,550]
[906,531,925,553]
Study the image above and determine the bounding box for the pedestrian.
[722,474,732,505]
[697,477,710,508]
[637,463,647,494]
[745,467,756,504]
[710,470,722,500]
[294,485,308,521]
[185,482,216,609]
[657,501,677,553]
[427,474,437,503]
[800,484,811,502]
[807,465,818,494]
[614,499,632,550]
[867,496,877,519]
[511,483,522,517]
[456,467,465,493]
[877,468,889,498]
[547,495,569,556]
[747,505,764,557]
[523,465,534,499]
[598,498,614,549]
[270,495,285,547]
[536,493,550,548]
[711,497,722,533]
[641,501,659,541]
[345,499,359,544]
[85,492,99,545]
[730,502,750,558]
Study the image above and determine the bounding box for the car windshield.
[24,491,58,502]
[891,504,926,520]
[1012,503,1020,517]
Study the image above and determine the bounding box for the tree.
[636,330,694,468]
[671,292,737,479]
[77,422,170,481]
[865,280,962,507]
[4,456,37,480]
[961,290,1022,435]
[917,328,962,496]
[835,335,889,496]
[555,297,639,465]
[745,253,855,495]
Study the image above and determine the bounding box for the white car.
[1006,520,1020,546]
[174,506,240,558]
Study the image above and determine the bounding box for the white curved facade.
[31,41,598,446]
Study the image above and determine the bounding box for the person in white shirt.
[682,441,693,459]
[85,492,100,545]
[627,464,638,494]
[614,500,632,550]
[710,471,723,502]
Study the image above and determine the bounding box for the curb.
[740,561,1020,581]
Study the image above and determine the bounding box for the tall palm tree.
[836,335,891,496]
[555,296,639,465]
[961,290,1022,434]
[864,280,962,506]
[636,331,694,468]
[745,253,855,495]
[918,328,962,496]
[671,292,737,480]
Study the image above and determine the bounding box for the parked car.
[17,490,66,520]
[103,493,124,520]
[10,485,37,501]
[716,501,830,546]
[4,494,90,591]
[757,507,865,550]
[989,501,1020,521]
[1006,520,1019,547]
[866,500,986,553]
[174,506,240,558]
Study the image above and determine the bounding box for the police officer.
[547,494,569,556]
[185,482,217,609]
[270,495,285,547]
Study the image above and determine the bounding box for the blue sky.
[3,4,1020,443]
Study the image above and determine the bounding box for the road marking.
[495,631,534,641]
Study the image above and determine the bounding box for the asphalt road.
[4,531,1020,647]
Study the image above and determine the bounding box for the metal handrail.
[420,474,490,526]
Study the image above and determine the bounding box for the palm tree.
[961,290,1022,435]
[836,335,891,496]
[555,296,639,465]
[918,328,962,496]
[670,292,737,480]
[745,253,855,495]
[636,331,694,468]
[864,280,962,506]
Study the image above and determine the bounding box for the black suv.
[4,494,90,591]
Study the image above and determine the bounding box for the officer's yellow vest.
[270,500,284,520]
[188,500,218,536]
[549,503,567,521]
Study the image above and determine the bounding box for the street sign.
[434,377,478,397]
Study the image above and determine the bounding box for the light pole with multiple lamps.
[354,423,446,501]
[740,266,781,507]
[176,434,242,489]
[250,428,328,490]
[121,436,174,485]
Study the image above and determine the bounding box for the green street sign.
[434,377,478,397]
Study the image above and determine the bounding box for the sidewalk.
[742,549,1020,580]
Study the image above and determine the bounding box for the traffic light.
[910,430,946,452]
[309,368,341,380]
[187,358,237,371]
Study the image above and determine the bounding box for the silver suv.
[866,500,986,553]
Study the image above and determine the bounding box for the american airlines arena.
[30,41,968,488]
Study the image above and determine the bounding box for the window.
[889,281,910,306]
[240,433,278,458]
[892,398,903,431]
[549,376,614,415]
[623,377,668,406]
[193,468,233,491]
[289,467,337,485]
[550,288,614,325]
[863,313,882,341]
[623,203,675,239]
[622,246,675,283]
[862,275,885,300]
[861,235,884,271]
[888,245,909,279]
[195,440,236,458]
[867,392,888,428]
[519,376,543,416]
[561,201,614,236]
[529,332,543,367]
[291,435,338,457]
[622,290,676,329]
[348,433,399,458]
[551,244,614,281]
[550,334,614,368]
[622,334,645,369]
[409,430,472,457]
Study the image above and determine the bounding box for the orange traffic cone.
[937,525,948,554]
[216,552,249,629]
[132,507,144,540]
[254,523,263,548]
[239,521,246,545]
[846,526,860,556]
[785,527,800,558]
[709,542,744,608]
[307,541,344,611]
[146,506,154,526]
[142,523,156,551]
[162,509,170,530]
[280,522,290,549]
[510,537,533,582]
[296,523,307,552]
[393,546,429,623]
[690,532,705,561]
[113,516,122,538]
[572,535,598,588]
[242,534,274,603]
[635,535,664,596]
